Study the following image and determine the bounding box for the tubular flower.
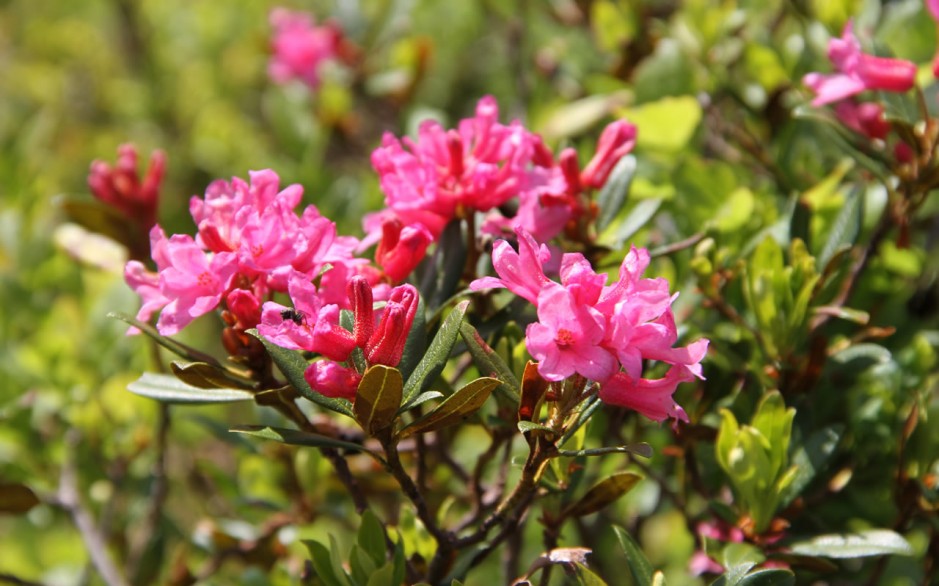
[88,143,165,230]
[473,230,708,423]
[803,22,916,107]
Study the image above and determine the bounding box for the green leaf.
[358,510,386,567]
[598,197,662,250]
[737,569,795,586]
[303,539,347,586]
[230,425,379,458]
[329,534,353,586]
[350,545,375,585]
[818,186,863,268]
[397,293,426,382]
[779,425,843,507]
[613,526,654,586]
[718,543,765,585]
[127,372,255,404]
[557,444,653,459]
[596,155,637,232]
[248,329,354,417]
[403,301,468,404]
[620,95,702,152]
[788,529,914,559]
[108,312,222,366]
[367,562,397,586]
[459,322,520,402]
[575,563,608,586]
[398,377,499,438]
[398,391,444,413]
[170,361,253,390]
[354,365,403,436]
[563,472,642,518]
[0,483,40,514]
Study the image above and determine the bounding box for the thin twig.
[125,404,171,578]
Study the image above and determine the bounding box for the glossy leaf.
[459,322,520,402]
[818,186,863,268]
[788,529,913,559]
[230,425,379,458]
[354,365,403,436]
[248,329,354,417]
[398,377,499,438]
[0,483,40,514]
[398,391,444,413]
[170,361,253,390]
[403,300,468,405]
[737,569,795,586]
[357,509,386,567]
[779,425,843,507]
[128,372,255,404]
[562,472,642,518]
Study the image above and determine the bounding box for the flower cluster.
[367,96,636,280]
[124,170,368,336]
[268,8,346,89]
[471,229,708,423]
[258,275,418,398]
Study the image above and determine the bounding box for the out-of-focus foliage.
[2,0,939,584]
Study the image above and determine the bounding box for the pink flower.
[365,283,419,367]
[268,8,343,89]
[88,144,165,230]
[526,283,617,383]
[305,361,361,399]
[470,228,551,304]
[834,101,890,139]
[803,22,916,107]
[374,218,433,283]
[599,368,693,423]
[580,120,637,189]
[371,96,542,237]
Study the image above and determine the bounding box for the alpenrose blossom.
[803,22,916,107]
[88,144,165,230]
[471,228,708,423]
[268,8,344,89]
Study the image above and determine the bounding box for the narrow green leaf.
[737,569,795,586]
[358,510,386,567]
[788,529,913,559]
[329,534,353,586]
[170,361,254,390]
[613,526,654,586]
[248,329,354,417]
[596,155,638,232]
[354,365,403,436]
[558,444,653,459]
[600,197,662,250]
[230,425,378,458]
[563,472,642,518]
[366,562,397,586]
[459,322,520,402]
[403,301,469,404]
[350,545,376,585]
[399,391,443,413]
[0,483,40,514]
[303,539,346,586]
[575,563,608,586]
[108,312,221,366]
[819,186,863,268]
[128,372,255,404]
[398,377,499,438]
[397,294,426,381]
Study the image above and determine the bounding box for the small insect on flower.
[280,308,306,325]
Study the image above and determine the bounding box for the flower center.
[555,328,575,348]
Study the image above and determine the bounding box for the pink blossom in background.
[88,144,165,229]
[580,120,637,189]
[834,101,890,140]
[472,230,707,423]
[803,22,916,107]
[268,8,343,89]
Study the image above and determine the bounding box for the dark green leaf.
[367,562,397,586]
[562,472,642,518]
[0,483,40,514]
[248,329,354,417]
[459,322,520,402]
[575,563,608,586]
[398,391,443,413]
[108,312,222,366]
[170,361,254,390]
[358,510,386,567]
[613,526,654,586]
[230,425,379,458]
[128,372,255,404]
[354,365,403,436]
[788,529,913,559]
[737,569,795,586]
[397,293,426,382]
[779,425,843,507]
[403,301,468,404]
[596,155,637,232]
[398,377,499,438]
[601,198,663,250]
